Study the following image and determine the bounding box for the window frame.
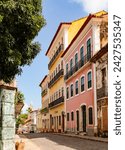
[87,71,92,89]
[70,84,74,97]
[71,111,74,121]
[66,86,69,99]
[88,107,93,125]
[75,80,79,95]
[81,76,85,92]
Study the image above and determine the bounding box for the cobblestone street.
[17,133,108,150]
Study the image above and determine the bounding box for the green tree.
[0,0,46,83]
[16,113,28,128]
[15,91,25,104]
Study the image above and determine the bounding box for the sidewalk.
[15,135,40,150]
[53,133,108,143]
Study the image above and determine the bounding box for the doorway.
[76,110,79,131]
[82,105,86,132]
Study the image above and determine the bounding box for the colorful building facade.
[45,15,91,132]
[46,23,70,132]
[62,12,107,135]
[39,75,50,132]
[39,11,108,135]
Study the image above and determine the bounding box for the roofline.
[45,22,71,56]
[61,14,95,57]
[39,75,47,87]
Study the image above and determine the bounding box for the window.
[75,80,79,95]
[80,46,84,66]
[54,93,55,100]
[67,113,69,121]
[61,60,63,69]
[75,53,78,71]
[89,107,93,124]
[59,89,61,97]
[71,112,74,121]
[102,68,106,86]
[58,64,60,71]
[59,116,61,125]
[66,63,68,74]
[81,76,85,92]
[70,59,73,75]
[75,53,78,64]
[70,84,74,97]
[54,70,55,77]
[66,87,69,99]
[87,39,91,60]
[56,91,58,99]
[62,87,64,96]
[88,71,92,89]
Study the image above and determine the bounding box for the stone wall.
[0,86,16,150]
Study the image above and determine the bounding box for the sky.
[17,0,108,112]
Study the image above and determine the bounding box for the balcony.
[49,96,64,108]
[48,69,64,88]
[97,86,108,99]
[42,89,47,97]
[48,44,64,69]
[40,107,49,114]
[64,52,92,80]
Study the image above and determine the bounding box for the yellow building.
[39,75,50,132]
[45,10,107,133]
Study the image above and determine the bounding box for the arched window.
[81,76,85,92]
[75,80,79,95]
[87,71,92,89]
[80,46,84,66]
[70,84,74,97]
[75,53,78,71]
[62,87,64,96]
[71,112,74,121]
[67,113,69,121]
[70,59,73,75]
[88,107,93,124]
[66,63,68,74]
[66,87,69,99]
[87,38,91,61]
[61,60,63,69]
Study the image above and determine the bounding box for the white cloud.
[71,0,108,13]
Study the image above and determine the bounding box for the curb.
[53,133,108,143]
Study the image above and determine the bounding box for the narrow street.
[17,133,108,150]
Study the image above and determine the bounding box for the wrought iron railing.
[48,44,64,69]
[48,69,64,88]
[64,52,92,80]
[42,89,47,97]
[49,96,64,108]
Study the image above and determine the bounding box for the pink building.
[62,14,107,135]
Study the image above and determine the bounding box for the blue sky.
[17,0,108,112]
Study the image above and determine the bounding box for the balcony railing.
[40,107,49,114]
[97,86,108,99]
[49,96,64,108]
[48,44,64,69]
[42,89,47,97]
[64,52,92,80]
[48,69,64,88]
